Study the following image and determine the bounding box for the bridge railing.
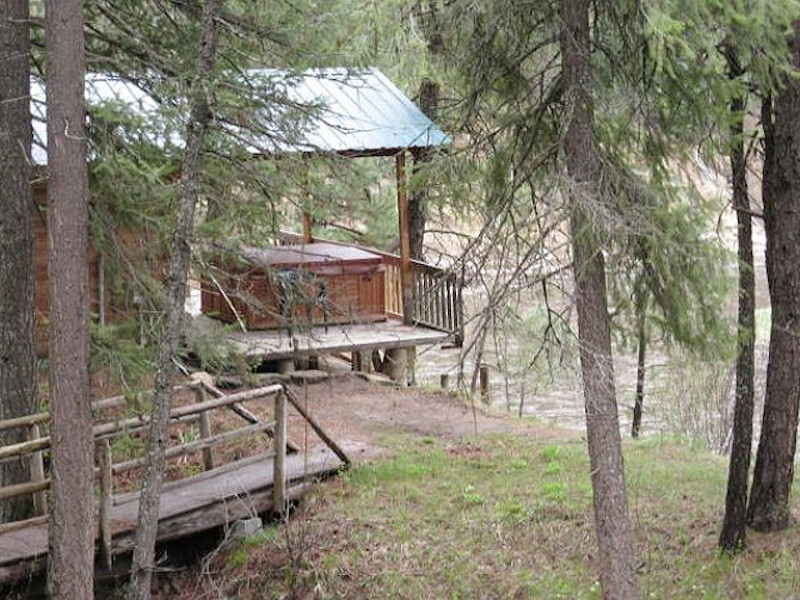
[0,381,319,568]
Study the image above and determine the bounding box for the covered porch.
[199,68,463,379]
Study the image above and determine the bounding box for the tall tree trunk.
[0,0,37,524]
[44,0,94,597]
[127,2,219,598]
[560,0,637,597]
[631,288,647,439]
[409,0,444,261]
[747,29,800,530]
[410,78,438,261]
[719,53,755,553]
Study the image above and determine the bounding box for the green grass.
[186,433,800,599]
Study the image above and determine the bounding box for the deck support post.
[406,346,417,386]
[302,211,313,244]
[382,347,407,385]
[440,373,449,390]
[28,424,47,516]
[396,152,414,325]
[273,391,287,514]
[194,386,215,470]
[97,438,113,571]
[352,350,371,372]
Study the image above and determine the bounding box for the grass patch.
[185,433,800,599]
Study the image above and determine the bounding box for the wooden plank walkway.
[0,444,345,587]
[225,320,451,361]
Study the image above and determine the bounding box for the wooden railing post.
[27,424,47,516]
[273,391,287,514]
[194,386,215,470]
[97,438,113,571]
[480,365,490,404]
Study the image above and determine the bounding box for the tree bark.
[127,2,219,599]
[631,289,646,439]
[561,0,638,597]
[44,0,94,597]
[747,29,800,530]
[409,78,439,261]
[409,0,444,261]
[0,0,37,524]
[719,54,755,553]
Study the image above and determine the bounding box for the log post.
[97,438,113,571]
[396,152,414,324]
[480,365,490,404]
[28,424,47,515]
[382,347,407,385]
[407,346,417,386]
[194,386,215,470]
[302,211,314,244]
[273,391,287,514]
[351,351,362,372]
[371,350,383,372]
[440,373,450,390]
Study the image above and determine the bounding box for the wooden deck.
[0,444,345,588]
[224,319,452,361]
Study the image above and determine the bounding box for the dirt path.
[281,373,577,461]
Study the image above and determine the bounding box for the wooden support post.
[440,373,450,390]
[371,350,383,372]
[396,152,414,324]
[97,439,113,571]
[27,424,47,516]
[276,359,295,374]
[302,156,313,243]
[382,347,407,385]
[407,346,417,386]
[284,388,351,465]
[194,386,215,470]
[302,211,313,244]
[480,365,490,404]
[273,391,287,514]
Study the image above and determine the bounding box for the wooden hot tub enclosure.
[202,242,386,330]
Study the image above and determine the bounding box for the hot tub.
[201,242,386,330]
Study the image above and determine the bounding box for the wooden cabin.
[199,68,463,379]
[30,181,105,356]
[29,76,167,356]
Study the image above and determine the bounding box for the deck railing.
[278,232,463,344]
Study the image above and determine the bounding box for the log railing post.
[194,386,215,470]
[28,423,47,516]
[273,391,287,514]
[97,438,113,571]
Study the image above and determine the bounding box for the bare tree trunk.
[0,0,37,524]
[409,0,444,261]
[631,290,646,439]
[127,2,219,598]
[719,52,755,553]
[44,0,94,597]
[747,26,800,530]
[561,0,637,597]
[410,78,438,261]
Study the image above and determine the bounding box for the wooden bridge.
[0,379,352,592]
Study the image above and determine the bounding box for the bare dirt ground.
[280,372,577,461]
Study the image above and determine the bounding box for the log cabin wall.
[32,182,107,357]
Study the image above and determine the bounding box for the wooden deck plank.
[0,445,345,583]
[225,320,451,360]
